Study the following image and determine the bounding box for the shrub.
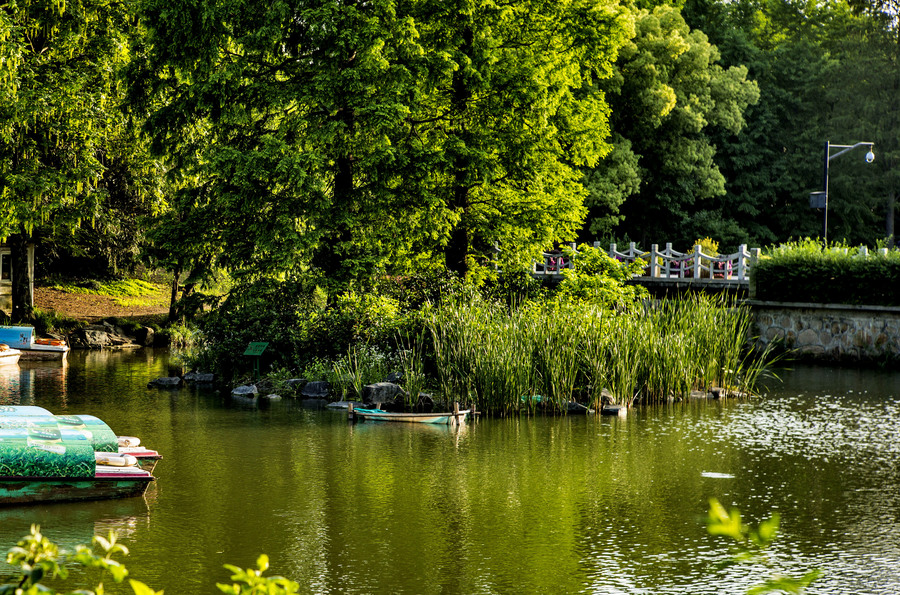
[194,277,323,379]
[753,239,900,306]
[481,267,545,305]
[195,277,417,381]
[2,525,298,594]
[555,243,648,307]
[29,308,83,335]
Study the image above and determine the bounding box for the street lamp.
[809,141,875,243]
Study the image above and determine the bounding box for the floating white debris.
[701,471,735,479]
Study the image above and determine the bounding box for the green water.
[1,350,899,593]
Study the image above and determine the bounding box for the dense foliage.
[0,0,164,317]
[192,276,422,380]
[556,243,648,305]
[2,525,298,595]
[127,0,634,288]
[426,294,771,413]
[680,0,899,248]
[752,240,900,306]
[4,0,898,377]
[585,5,759,244]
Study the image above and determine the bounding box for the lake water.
[1,350,899,594]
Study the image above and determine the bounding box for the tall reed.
[426,294,772,414]
[397,330,426,408]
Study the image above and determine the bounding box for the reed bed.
[425,295,772,414]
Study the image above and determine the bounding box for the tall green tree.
[129,0,633,287]
[586,5,759,247]
[685,0,899,246]
[821,0,900,243]
[410,0,633,278]
[129,0,440,288]
[0,0,146,318]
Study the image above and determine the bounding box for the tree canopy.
[128,0,633,286]
[0,0,162,317]
[585,4,759,247]
[3,0,900,317]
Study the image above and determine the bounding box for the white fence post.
[665,242,674,277]
[693,244,702,278]
[650,244,658,277]
[737,244,747,280]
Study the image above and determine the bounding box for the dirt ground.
[34,287,170,324]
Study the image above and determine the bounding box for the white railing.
[532,242,578,275]
[533,242,760,284]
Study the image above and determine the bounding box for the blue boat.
[350,404,470,425]
[0,326,68,360]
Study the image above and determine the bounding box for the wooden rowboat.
[350,403,470,425]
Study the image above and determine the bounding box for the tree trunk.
[9,231,33,322]
[446,183,470,276]
[168,263,182,323]
[445,25,474,277]
[311,149,355,283]
[311,77,356,285]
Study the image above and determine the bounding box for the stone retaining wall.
[749,301,900,361]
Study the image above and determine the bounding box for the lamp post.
[810,141,875,243]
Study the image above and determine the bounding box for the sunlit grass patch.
[51,279,168,307]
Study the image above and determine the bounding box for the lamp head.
[866,150,875,163]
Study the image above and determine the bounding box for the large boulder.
[69,322,136,349]
[184,371,215,383]
[301,381,330,398]
[232,384,258,397]
[69,329,112,349]
[566,402,594,415]
[148,377,182,389]
[133,326,155,347]
[362,382,407,405]
[601,404,627,417]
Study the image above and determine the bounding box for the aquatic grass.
[397,330,426,408]
[532,306,582,411]
[601,312,650,405]
[167,322,202,350]
[472,312,537,415]
[426,294,773,414]
[579,309,611,407]
[333,345,369,399]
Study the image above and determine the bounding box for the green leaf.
[129,579,164,595]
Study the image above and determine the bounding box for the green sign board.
[244,342,269,356]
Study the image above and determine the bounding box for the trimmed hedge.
[752,242,900,306]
